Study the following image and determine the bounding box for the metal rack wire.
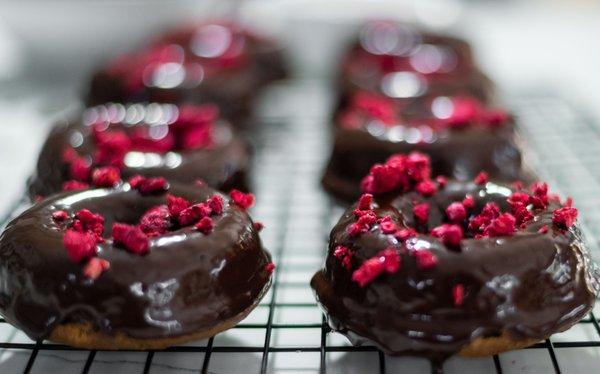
[0,82,598,373]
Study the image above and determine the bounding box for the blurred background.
[0,0,599,203]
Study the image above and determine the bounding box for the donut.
[0,179,273,350]
[322,92,530,201]
[339,21,494,103]
[28,102,250,200]
[87,21,287,122]
[312,152,599,361]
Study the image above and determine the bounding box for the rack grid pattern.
[0,83,599,373]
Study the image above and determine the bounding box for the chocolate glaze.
[0,182,271,340]
[87,22,287,122]
[322,123,531,202]
[28,103,250,200]
[312,181,599,360]
[339,21,494,103]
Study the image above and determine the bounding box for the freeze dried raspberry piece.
[69,156,92,182]
[167,194,190,218]
[63,229,98,263]
[91,166,121,187]
[379,216,397,234]
[483,213,516,237]
[445,202,467,223]
[452,284,465,306]
[395,228,417,242]
[474,171,488,185]
[414,249,437,270]
[207,195,224,215]
[112,223,149,255]
[348,211,377,237]
[431,224,463,248]
[178,203,212,226]
[52,210,69,222]
[413,203,430,225]
[416,180,437,197]
[264,262,276,275]
[195,216,214,234]
[357,193,374,210]
[63,180,90,191]
[140,205,171,236]
[552,206,578,229]
[253,221,264,231]
[83,257,110,279]
[73,209,105,239]
[351,248,400,287]
[462,195,475,209]
[129,175,169,195]
[230,190,255,209]
[333,245,353,270]
[94,129,132,167]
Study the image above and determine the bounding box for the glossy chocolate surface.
[0,182,271,340]
[87,22,287,122]
[312,181,599,359]
[339,21,494,103]
[28,103,250,200]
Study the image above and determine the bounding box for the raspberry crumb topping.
[445,202,467,223]
[361,151,432,195]
[436,176,447,188]
[348,211,377,237]
[253,221,264,231]
[538,225,549,234]
[208,195,224,215]
[83,257,110,280]
[474,171,488,185]
[52,210,69,221]
[167,194,190,217]
[112,223,150,255]
[63,229,98,263]
[230,189,255,209]
[452,284,465,306]
[351,248,400,287]
[413,203,430,224]
[195,216,214,234]
[416,180,437,197]
[62,180,90,191]
[357,193,374,210]
[462,195,475,209]
[91,166,121,187]
[333,245,354,270]
[129,176,169,195]
[395,228,417,242]
[552,206,578,229]
[431,224,463,247]
[178,203,212,226]
[483,213,516,237]
[414,249,437,270]
[379,216,397,234]
[140,205,171,236]
[265,262,276,274]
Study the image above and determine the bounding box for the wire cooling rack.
[0,81,598,373]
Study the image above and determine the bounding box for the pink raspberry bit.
[538,225,549,234]
[379,216,397,234]
[483,213,516,237]
[139,205,170,236]
[414,249,437,270]
[395,228,417,242]
[357,193,374,210]
[230,189,255,210]
[129,175,169,195]
[208,195,224,215]
[63,229,98,263]
[552,206,578,229]
[462,195,475,209]
[264,262,276,275]
[63,180,89,191]
[69,156,91,182]
[166,194,190,217]
[112,223,149,255]
[333,245,353,270]
[91,166,121,187]
[474,171,488,185]
[452,284,465,306]
[195,216,214,234]
[436,176,447,188]
[445,202,467,223]
[351,248,400,287]
[52,210,69,222]
[413,203,430,225]
[416,180,437,197]
[253,221,264,231]
[431,224,463,248]
[83,257,110,280]
[178,203,212,226]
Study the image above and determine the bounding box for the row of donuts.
[0,21,286,349]
[313,21,598,363]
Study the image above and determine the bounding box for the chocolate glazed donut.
[86,21,287,123]
[322,94,532,202]
[0,181,272,349]
[28,103,250,200]
[312,154,599,363]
